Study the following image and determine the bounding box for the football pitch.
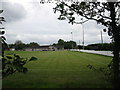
[3,51,112,88]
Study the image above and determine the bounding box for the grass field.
[3,51,112,88]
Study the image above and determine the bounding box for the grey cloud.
[4,2,111,45]
[2,2,27,23]
[5,32,70,45]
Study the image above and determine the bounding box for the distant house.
[9,48,15,51]
[25,45,63,51]
[54,45,64,50]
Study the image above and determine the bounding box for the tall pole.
[71,31,73,41]
[79,40,80,46]
[81,18,84,50]
[79,40,81,50]
[100,31,103,44]
[71,31,73,49]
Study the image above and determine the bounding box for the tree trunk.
[112,36,120,88]
[109,2,120,88]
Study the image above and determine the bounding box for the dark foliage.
[85,43,113,51]
[8,41,40,51]
[54,39,77,49]
[2,54,37,78]
[27,42,40,48]
[87,64,113,82]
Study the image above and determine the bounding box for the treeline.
[5,39,113,51]
[53,39,77,49]
[6,39,78,50]
[84,43,113,51]
[6,40,40,51]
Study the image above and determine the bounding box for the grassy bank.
[3,51,112,88]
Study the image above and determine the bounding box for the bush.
[2,54,37,78]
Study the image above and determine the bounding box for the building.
[9,48,15,51]
[25,45,63,51]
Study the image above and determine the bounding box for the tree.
[15,40,23,45]
[64,41,77,49]
[27,42,40,48]
[69,41,77,48]
[14,40,25,50]
[9,44,15,48]
[53,1,120,88]
[56,39,77,49]
[58,39,64,46]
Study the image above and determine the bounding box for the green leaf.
[0,17,5,21]
[69,12,74,16]
[6,56,13,59]
[60,17,66,20]
[78,11,83,16]
[0,10,3,14]
[59,3,64,9]
[14,54,20,59]
[29,57,37,61]
[103,29,106,32]
[2,31,5,34]
[2,36,6,40]
[0,56,2,59]
[71,4,75,7]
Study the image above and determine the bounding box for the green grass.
[3,51,112,88]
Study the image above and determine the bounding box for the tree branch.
[73,19,89,24]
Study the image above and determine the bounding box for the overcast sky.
[1,0,111,45]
